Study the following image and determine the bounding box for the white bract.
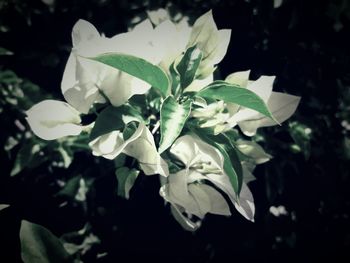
[160,134,255,231]
[89,122,168,177]
[26,100,83,140]
[62,19,159,114]
[187,10,231,79]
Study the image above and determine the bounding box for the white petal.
[170,135,198,166]
[72,19,100,48]
[153,20,182,69]
[236,140,272,164]
[0,204,9,211]
[99,70,133,107]
[234,183,255,221]
[170,204,201,231]
[188,10,230,78]
[147,8,169,25]
[188,183,211,218]
[26,100,82,140]
[62,56,105,114]
[266,92,301,124]
[188,10,218,48]
[247,75,275,103]
[89,122,143,160]
[167,170,199,216]
[209,29,231,65]
[200,184,231,216]
[225,70,251,88]
[123,123,169,177]
[206,173,236,204]
[238,92,301,136]
[184,74,213,93]
[90,131,121,155]
[242,162,256,184]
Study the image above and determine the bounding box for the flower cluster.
[26,10,300,231]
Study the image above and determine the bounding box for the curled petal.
[26,100,82,140]
[89,123,168,177]
[123,123,169,177]
[170,204,201,231]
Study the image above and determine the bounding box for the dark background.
[0,0,349,262]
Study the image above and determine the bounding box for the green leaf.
[216,134,243,193]
[11,142,47,176]
[159,96,192,153]
[115,167,139,199]
[88,53,169,97]
[0,47,13,56]
[192,129,242,195]
[288,121,311,160]
[20,220,73,263]
[197,82,276,121]
[89,105,143,141]
[176,45,203,89]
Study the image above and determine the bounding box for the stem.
[151,121,160,135]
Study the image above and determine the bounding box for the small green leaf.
[123,121,138,140]
[11,142,47,176]
[176,45,203,89]
[88,53,169,97]
[159,96,192,153]
[20,220,73,263]
[89,105,143,141]
[115,167,139,199]
[288,121,311,160]
[197,82,276,121]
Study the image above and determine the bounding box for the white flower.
[26,100,83,140]
[160,134,255,231]
[187,10,231,79]
[89,122,168,177]
[225,71,301,136]
[61,19,159,114]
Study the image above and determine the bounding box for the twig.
[151,121,160,135]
